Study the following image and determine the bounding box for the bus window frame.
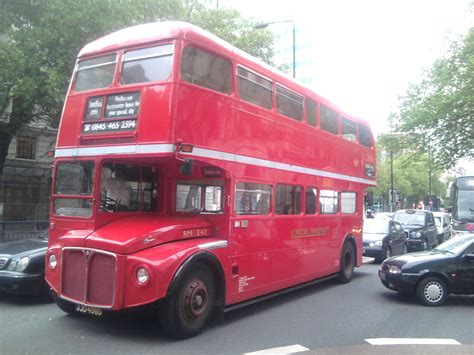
[175,180,225,214]
[72,52,119,94]
[236,64,274,110]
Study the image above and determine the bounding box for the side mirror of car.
[463,254,474,263]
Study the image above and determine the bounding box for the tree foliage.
[397,28,474,169]
[0,0,274,174]
[374,139,445,210]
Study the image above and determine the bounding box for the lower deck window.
[176,183,223,213]
[341,192,356,214]
[320,190,338,214]
[276,184,302,215]
[235,182,272,215]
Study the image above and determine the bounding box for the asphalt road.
[1,263,473,354]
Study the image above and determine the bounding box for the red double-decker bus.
[45,21,376,338]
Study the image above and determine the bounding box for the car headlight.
[387,265,401,274]
[374,240,383,247]
[411,231,421,238]
[136,267,150,285]
[16,257,30,272]
[416,232,422,238]
[7,260,17,271]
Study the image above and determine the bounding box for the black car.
[378,233,474,306]
[363,219,407,262]
[393,209,438,251]
[0,229,50,300]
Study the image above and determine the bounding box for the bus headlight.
[48,254,57,269]
[136,267,150,285]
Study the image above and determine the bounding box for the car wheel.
[402,244,408,254]
[159,263,216,339]
[422,239,428,250]
[337,242,355,283]
[416,276,448,306]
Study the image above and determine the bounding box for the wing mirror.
[464,254,474,263]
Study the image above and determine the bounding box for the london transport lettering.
[291,227,329,238]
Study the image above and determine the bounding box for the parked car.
[433,211,453,244]
[363,219,407,262]
[378,233,474,306]
[0,229,51,300]
[393,209,438,251]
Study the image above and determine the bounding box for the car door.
[425,213,438,247]
[388,221,401,255]
[455,242,474,294]
[393,221,406,254]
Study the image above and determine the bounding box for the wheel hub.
[183,279,208,318]
[424,282,443,302]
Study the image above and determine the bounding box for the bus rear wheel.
[338,241,355,284]
[159,264,215,339]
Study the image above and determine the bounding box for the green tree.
[397,28,474,169]
[374,137,446,210]
[0,0,274,174]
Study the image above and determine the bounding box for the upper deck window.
[276,85,304,121]
[237,66,273,109]
[121,44,173,85]
[74,54,117,92]
[342,117,357,142]
[320,104,339,135]
[181,46,232,94]
[359,124,373,147]
[305,98,317,127]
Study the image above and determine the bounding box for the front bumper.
[0,271,44,295]
[406,239,425,251]
[363,247,384,259]
[378,269,420,293]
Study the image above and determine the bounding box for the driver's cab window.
[100,162,157,212]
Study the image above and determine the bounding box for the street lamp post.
[255,20,296,79]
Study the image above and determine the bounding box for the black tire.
[159,264,216,339]
[52,292,78,315]
[416,276,448,306]
[421,239,428,250]
[39,281,53,303]
[337,242,355,284]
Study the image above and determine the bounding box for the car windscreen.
[363,220,387,234]
[394,212,425,226]
[434,235,474,254]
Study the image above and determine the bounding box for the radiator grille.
[61,248,117,307]
[0,257,8,270]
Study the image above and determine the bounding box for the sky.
[218,0,473,137]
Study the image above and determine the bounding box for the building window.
[16,136,36,160]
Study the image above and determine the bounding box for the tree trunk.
[0,131,12,176]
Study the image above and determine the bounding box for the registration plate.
[75,304,103,316]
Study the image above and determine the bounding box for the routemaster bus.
[448,176,474,233]
[45,21,376,338]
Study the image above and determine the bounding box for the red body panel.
[47,22,375,312]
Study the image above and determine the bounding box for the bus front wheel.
[159,264,216,339]
[338,241,355,284]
